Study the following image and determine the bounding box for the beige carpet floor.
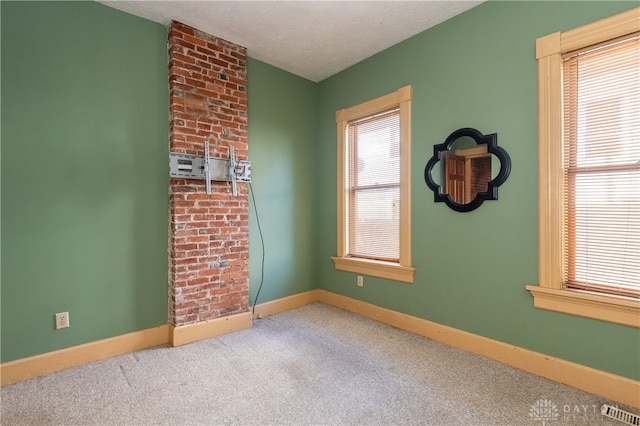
[1,302,637,425]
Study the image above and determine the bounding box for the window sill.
[332,256,415,284]
[525,285,640,328]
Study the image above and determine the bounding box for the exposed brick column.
[168,21,249,327]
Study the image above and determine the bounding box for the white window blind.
[347,108,400,262]
[562,34,640,297]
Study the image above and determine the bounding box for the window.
[332,86,415,283]
[526,8,640,327]
[563,36,639,297]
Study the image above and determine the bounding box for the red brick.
[169,20,248,328]
[205,41,224,52]
[183,33,207,47]
[170,52,197,65]
[170,22,196,36]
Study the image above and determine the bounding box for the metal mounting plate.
[169,148,251,196]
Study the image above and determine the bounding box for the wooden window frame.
[332,86,415,283]
[526,8,640,328]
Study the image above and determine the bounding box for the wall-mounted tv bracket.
[169,142,251,196]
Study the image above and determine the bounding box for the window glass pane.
[347,108,401,262]
[350,110,400,187]
[563,35,640,296]
[349,187,400,260]
[568,171,640,289]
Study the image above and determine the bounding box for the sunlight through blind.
[347,108,400,262]
[562,34,640,297]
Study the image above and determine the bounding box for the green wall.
[2,0,638,384]
[316,1,640,380]
[246,58,319,306]
[1,1,169,362]
[0,1,319,363]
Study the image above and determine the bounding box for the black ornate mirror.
[424,128,511,212]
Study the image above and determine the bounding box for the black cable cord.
[249,183,265,317]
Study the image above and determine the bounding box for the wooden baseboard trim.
[170,311,252,347]
[252,289,321,319]
[317,290,640,408]
[3,290,637,408]
[1,324,169,386]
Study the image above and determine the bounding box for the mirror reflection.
[443,143,491,205]
[424,128,511,212]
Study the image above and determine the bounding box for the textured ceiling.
[100,1,483,82]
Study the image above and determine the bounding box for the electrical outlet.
[357,276,364,287]
[55,312,69,330]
